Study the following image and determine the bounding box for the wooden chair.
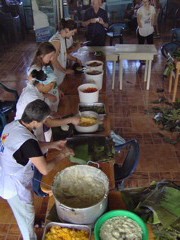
[169,60,180,102]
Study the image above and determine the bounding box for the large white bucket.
[86,60,104,72]
[52,165,109,224]
[85,70,104,90]
[78,83,99,103]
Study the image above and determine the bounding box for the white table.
[115,44,158,90]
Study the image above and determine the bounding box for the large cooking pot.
[52,165,109,224]
[75,111,99,133]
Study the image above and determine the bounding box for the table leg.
[146,60,152,90]
[112,60,116,90]
[168,70,173,92]
[172,70,179,102]
[144,60,148,82]
[119,60,123,90]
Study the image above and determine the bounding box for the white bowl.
[75,111,99,133]
[85,70,104,90]
[78,83,99,103]
[86,60,103,72]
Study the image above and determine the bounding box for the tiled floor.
[0,23,180,239]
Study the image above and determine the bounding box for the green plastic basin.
[94,210,148,240]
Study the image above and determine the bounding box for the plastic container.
[78,83,99,103]
[85,70,104,90]
[94,210,148,240]
[86,60,103,72]
[75,111,99,133]
[42,222,91,240]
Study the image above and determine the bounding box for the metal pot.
[52,165,109,224]
[75,111,99,133]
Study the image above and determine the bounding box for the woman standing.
[49,18,82,85]
[137,0,155,44]
[0,99,74,240]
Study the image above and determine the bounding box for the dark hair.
[58,18,77,31]
[21,99,51,123]
[31,69,47,85]
[31,42,56,67]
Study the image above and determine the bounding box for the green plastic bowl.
[94,210,148,240]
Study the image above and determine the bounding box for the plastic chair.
[161,42,180,59]
[106,23,125,46]
[114,140,140,189]
[171,28,180,43]
[0,82,19,119]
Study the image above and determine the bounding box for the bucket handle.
[87,161,100,168]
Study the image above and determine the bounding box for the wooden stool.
[168,60,180,102]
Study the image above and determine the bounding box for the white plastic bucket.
[52,165,109,224]
[86,60,103,72]
[85,70,104,90]
[78,83,99,103]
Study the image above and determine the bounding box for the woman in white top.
[49,18,82,85]
[0,99,74,240]
[15,69,79,142]
[137,0,155,44]
[28,42,64,112]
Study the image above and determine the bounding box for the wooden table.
[41,94,111,193]
[45,191,155,240]
[76,46,118,90]
[61,46,117,95]
[115,44,158,90]
[168,60,180,102]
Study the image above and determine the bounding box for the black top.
[83,7,108,45]
[13,139,43,166]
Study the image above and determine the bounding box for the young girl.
[28,42,62,112]
[137,0,155,44]
[49,18,82,85]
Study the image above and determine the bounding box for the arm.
[44,116,80,128]
[99,17,108,28]
[137,12,142,28]
[67,54,82,65]
[51,41,74,75]
[82,18,97,27]
[151,13,155,26]
[30,145,74,175]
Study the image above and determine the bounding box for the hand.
[99,17,104,25]
[59,89,64,98]
[45,93,57,103]
[65,69,74,75]
[76,59,82,66]
[69,116,80,125]
[56,146,74,161]
[51,140,67,151]
[90,18,97,24]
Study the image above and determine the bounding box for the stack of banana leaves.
[146,98,180,144]
[121,180,180,240]
[66,135,115,164]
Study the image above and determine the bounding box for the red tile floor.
[0,24,180,239]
